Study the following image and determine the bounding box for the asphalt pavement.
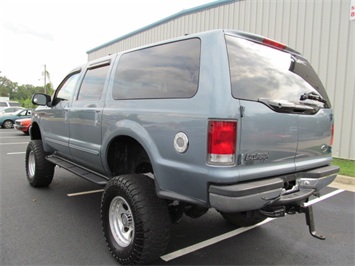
[0,129,354,265]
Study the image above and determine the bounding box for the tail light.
[208,120,237,165]
[330,123,334,146]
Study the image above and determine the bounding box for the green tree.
[45,82,54,96]
[0,76,18,99]
[42,68,54,95]
[0,74,54,108]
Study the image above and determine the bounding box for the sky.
[0,0,212,88]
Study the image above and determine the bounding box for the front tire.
[220,210,267,227]
[101,174,171,265]
[25,140,55,187]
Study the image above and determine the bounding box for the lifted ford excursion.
[27,29,339,265]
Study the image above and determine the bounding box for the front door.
[40,71,81,159]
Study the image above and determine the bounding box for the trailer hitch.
[259,184,326,240]
[260,203,326,240]
[298,205,326,240]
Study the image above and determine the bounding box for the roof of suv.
[224,30,301,55]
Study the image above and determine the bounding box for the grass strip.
[332,158,355,177]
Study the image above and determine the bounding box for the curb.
[330,174,355,192]
[335,175,355,186]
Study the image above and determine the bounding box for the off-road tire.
[101,174,171,265]
[25,140,55,187]
[220,210,267,227]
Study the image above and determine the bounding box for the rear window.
[113,38,201,99]
[226,35,330,108]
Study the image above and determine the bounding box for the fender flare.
[101,119,163,181]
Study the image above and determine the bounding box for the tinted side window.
[113,38,200,99]
[226,36,330,107]
[0,102,7,107]
[55,72,80,103]
[9,102,20,107]
[77,64,109,101]
[19,110,30,116]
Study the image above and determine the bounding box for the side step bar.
[46,155,109,186]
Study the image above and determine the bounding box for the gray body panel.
[41,100,71,159]
[69,102,104,173]
[32,29,335,207]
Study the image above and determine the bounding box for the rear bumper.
[209,165,339,212]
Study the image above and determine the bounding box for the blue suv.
[27,30,339,265]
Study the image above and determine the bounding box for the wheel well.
[30,122,42,140]
[107,136,153,176]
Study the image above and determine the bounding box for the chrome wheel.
[109,196,134,247]
[28,150,36,179]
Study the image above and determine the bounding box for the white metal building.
[87,0,355,160]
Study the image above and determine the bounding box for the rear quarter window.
[112,38,201,99]
[225,35,330,108]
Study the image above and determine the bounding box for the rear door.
[225,34,332,181]
[68,58,112,174]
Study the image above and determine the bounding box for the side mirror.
[32,93,51,106]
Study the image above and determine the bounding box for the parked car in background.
[15,117,32,135]
[0,107,24,116]
[0,101,21,109]
[0,109,32,129]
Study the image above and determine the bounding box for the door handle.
[95,110,101,127]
